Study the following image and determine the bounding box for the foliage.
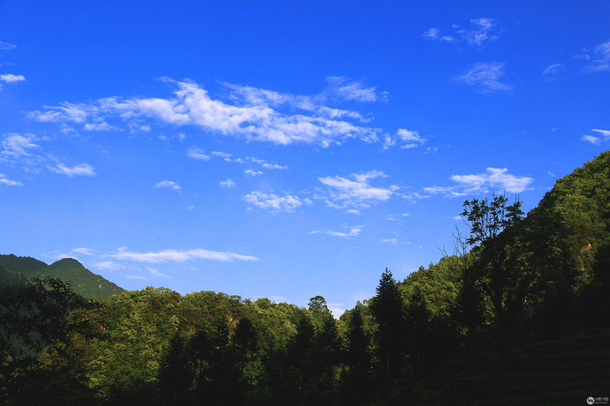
[3,151,610,404]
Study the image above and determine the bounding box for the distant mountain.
[0,254,48,277]
[0,254,125,300]
[0,261,30,287]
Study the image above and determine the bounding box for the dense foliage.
[1,151,610,405]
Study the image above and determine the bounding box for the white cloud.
[147,268,170,278]
[542,63,564,79]
[94,261,125,271]
[582,129,610,144]
[422,18,497,48]
[318,170,395,209]
[0,73,25,83]
[455,62,511,93]
[582,134,602,144]
[324,225,363,238]
[153,180,182,190]
[83,121,116,131]
[0,174,22,186]
[593,129,610,137]
[29,78,387,147]
[581,39,610,72]
[50,163,96,177]
[381,238,398,244]
[28,102,89,123]
[328,303,346,318]
[187,147,210,160]
[0,42,16,50]
[111,247,259,263]
[124,275,148,280]
[212,151,232,159]
[71,247,95,255]
[326,76,388,103]
[248,157,288,170]
[220,179,236,188]
[1,133,39,159]
[421,28,455,42]
[245,169,263,176]
[425,167,533,197]
[243,191,311,212]
[465,18,497,48]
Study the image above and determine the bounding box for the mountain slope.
[0,255,125,300]
[0,261,29,287]
[47,258,125,300]
[0,254,48,277]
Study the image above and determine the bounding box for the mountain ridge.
[0,254,124,300]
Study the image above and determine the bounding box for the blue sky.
[1,1,609,315]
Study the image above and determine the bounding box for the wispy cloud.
[220,179,236,188]
[49,163,96,177]
[83,121,117,131]
[0,174,22,186]
[147,268,170,278]
[455,62,511,93]
[318,170,397,210]
[326,76,388,103]
[0,41,17,50]
[94,261,126,271]
[582,128,610,144]
[580,39,610,72]
[124,275,148,280]
[243,191,312,212]
[198,149,289,171]
[1,133,96,180]
[425,167,533,197]
[422,18,498,48]
[187,147,210,160]
[421,28,455,43]
[52,247,96,260]
[464,18,498,48]
[244,169,263,176]
[1,133,40,159]
[111,247,259,263]
[312,225,363,238]
[153,180,182,190]
[26,78,403,148]
[542,63,564,80]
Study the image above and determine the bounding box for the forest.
[1,151,610,405]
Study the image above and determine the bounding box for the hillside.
[0,261,29,287]
[0,255,124,300]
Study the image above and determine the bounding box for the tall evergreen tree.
[369,268,404,382]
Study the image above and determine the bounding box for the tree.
[341,303,373,405]
[0,277,95,405]
[369,269,404,382]
[460,193,524,346]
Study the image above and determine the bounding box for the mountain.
[0,261,30,287]
[0,254,124,300]
[0,254,48,278]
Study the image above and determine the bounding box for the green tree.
[461,193,524,346]
[0,277,95,405]
[369,268,404,382]
[341,303,372,405]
